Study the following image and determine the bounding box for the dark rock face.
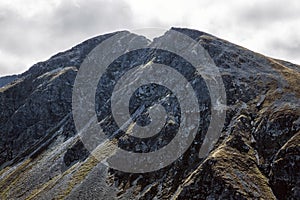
[0,28,299,200]
[269,131,300,199]
[0,32,119,168]
[0,75,18,88]
[63,140,90,167]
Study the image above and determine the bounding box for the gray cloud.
[235,0,300,28]
[268,37,300,58]
[0,0,136,76]
[208,0,300,64]
[0,0,299,76]
[50,0,134,36]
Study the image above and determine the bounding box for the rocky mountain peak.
[0,28,299,199]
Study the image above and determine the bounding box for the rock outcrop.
[0,28,299,199]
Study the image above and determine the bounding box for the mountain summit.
[0,28,299,199]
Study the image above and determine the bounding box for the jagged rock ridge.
[0,28,299,199]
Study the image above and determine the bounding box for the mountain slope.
[0,28,299,199]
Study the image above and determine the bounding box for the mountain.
[0,28,299,199]
[0,75,18,88]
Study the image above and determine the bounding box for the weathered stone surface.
[269,131,300,199]
[0,28,299,199]
[0,75,18,88]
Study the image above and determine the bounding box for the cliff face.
[0,75,18,88]
[0,28,299,200]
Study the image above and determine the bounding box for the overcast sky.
[0,0,299,76]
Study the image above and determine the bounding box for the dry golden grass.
[0,159,32,199]
[268,58,300,98]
